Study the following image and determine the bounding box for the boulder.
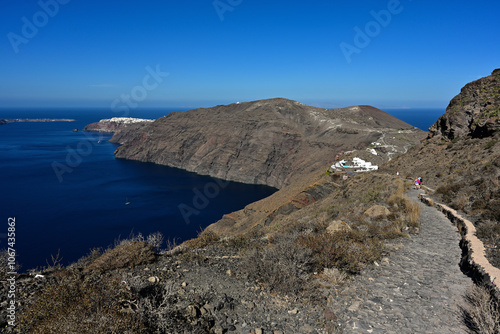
[364,205,390,218]
[326,220,351,234]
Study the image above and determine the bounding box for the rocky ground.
[329,189,472,334]
[1,187,478,333]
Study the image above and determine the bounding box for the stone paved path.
[331,190,472,334]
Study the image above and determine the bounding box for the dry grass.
[297,229,382,274]
[460,283,500,334]
[322,267,349,285]
[184,230,220,249]
[406,200,422,227]
[387,186,421,228]
[241,233,314,296]
[18,273,148,333]
[84,241,155,273]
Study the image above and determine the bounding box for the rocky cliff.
[109,98,424,236]
[385,69,500,267]
[113,98,421,189]
[429,69,500,139]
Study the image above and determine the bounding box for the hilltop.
[112,98,422,189]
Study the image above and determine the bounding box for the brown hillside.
[383,69,500,266]
[112,98,421,189]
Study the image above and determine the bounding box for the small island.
[0,118,76,125]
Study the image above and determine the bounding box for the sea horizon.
[0,105,444,271]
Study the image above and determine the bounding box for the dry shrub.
[476,221,500,268]
[71,247,103,269]
[405,200,422,227]
[19,273,148,333]
[84,241,155,273]
[388,192,421,228]
[178,250,206,264]
[146,231,164,253]
[241,233,314,296]
[460,283,500,334]
[322,267,348,285]
[436,183,462,202]
[392,178,405,198]
[297,230,382,274]
[185,230,220,249]
[223,234,252,251]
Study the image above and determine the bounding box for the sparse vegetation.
[484,139,498,150]
[242,233,314,296]
[185,230,220,249]
[461,283,500,334]
[84,241,155,273]
[18,273,148,333]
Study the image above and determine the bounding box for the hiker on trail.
[414,177,421,190]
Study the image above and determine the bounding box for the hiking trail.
[329,189,472,333]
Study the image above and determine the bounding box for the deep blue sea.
[383,108,444,132]
[0,108,278,271]
[0,107,443,271]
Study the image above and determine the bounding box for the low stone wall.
[419,193,500,298]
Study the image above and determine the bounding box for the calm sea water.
[0,107,443,271]
[383,108,444,131]
[0,108,277,271]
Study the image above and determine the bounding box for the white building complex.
[331,157,378,173]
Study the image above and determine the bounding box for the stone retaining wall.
[419,193,500,299]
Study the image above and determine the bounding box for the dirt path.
[330,189,472,333]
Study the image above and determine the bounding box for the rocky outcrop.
[429,69,500,139]
[112,98,420,189]
[84,117,154,133]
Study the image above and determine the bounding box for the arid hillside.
[383,69,500,266]
[111,98,423,189]
[105,98,424,236]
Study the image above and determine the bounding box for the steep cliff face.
[107,98,424,236]
[429,69,500,139]
[113,98,419,189]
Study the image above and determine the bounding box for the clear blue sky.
[0,0,499,109]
